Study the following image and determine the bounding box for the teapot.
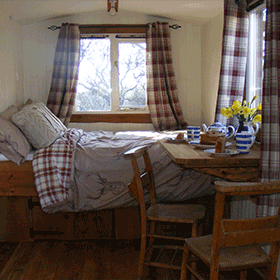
[202,120,235,139]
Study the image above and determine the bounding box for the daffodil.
[253,114,262,124]
[221,107,233,118]
[241,106,251,119]
[221,96,262,124]
[249,95,258,106]
[231,100,242,114]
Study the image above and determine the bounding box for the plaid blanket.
[32,128,83,212]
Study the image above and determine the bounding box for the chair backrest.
[212,180,280,260]
[124,146,156,208]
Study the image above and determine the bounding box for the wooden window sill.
[70,113,152,123]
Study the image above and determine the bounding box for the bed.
[0,101,215,240]
[0,129,215,210]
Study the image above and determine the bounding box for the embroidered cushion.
[12,101,66,149]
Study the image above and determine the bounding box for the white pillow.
[0,116,32,164]
[12,101,66,149]
[0,105,19,120]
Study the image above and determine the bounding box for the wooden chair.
[124,146,206,279]
[180,180,280,280]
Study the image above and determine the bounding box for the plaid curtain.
[215,0,249,127]
[257,0,280,217]
[47,23,80,126]
[146,22,187,131]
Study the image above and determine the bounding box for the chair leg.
[266,242,280,279]
[180,243,190,280]
[209,262,220,280]
[138,236,147,279]
[149,220,156,244]
[197,220,203,236]
[191,222,198,237]
[240,270,247,280]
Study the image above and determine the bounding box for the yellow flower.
[231,100,242,114]
[221,107,233,118]
[253,114,262,124]
[241,106,251,119]
[249,95,258,105]
[221,98,262,124]
[250,108,256,116]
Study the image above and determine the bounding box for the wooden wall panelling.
[5,197,31,241]
[114,206,141,239]
[31,199,115,240]
[31,200,75,240]
[73,209,114,240]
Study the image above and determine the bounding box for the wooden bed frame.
[0,159,216,242]
[0,160,36,197]
[0,160,144,242]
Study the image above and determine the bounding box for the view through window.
[76,34,147,113]
[246,5,266,107]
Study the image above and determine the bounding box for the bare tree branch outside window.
[76,35,147,112]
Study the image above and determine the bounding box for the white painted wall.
[0,11,23,111]
[201,12,224,127]
[0,11,24,241]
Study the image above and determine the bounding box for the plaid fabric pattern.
[146,22,187,131]
[32,128,83,211]
[256,0,280,217]
[47,23,80,126]
[215,0,249,127]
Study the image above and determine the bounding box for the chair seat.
[146,203,206,223]
[185,235,271,271]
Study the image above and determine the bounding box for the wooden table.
[159,140,260,182]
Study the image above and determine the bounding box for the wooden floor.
[0,239,270,280]
[0,239,177,280]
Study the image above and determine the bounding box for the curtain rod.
[47,24,181,31]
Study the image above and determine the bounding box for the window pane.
[246,7,266,107]
[76,38,111,111]
[118,42,147,109]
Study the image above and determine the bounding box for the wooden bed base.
[0,160,216,242]
[0,160,143,242]
[0,161,36,197]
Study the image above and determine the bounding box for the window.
[75,32,147,114]
[246,5,266,107]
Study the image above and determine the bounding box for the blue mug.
[235,131,253,154]
[187,126,201,141]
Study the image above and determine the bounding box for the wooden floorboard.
[0,239,272,280]
[0,242,18,273]
[22,241,64,280]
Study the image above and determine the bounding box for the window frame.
[71,24,151,124]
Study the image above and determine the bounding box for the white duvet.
[34,129,215,213]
